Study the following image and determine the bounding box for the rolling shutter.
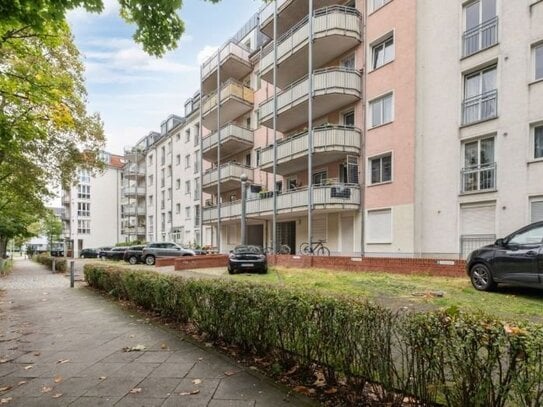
[460,204,495,235]
[367,209,392,243]
[312,216,327,241]
[531,200,543,223]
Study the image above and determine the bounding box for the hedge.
[84,263,543,406]
[33,253,67,272]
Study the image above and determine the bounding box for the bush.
[84,263,543,406]
[33,253,67,272]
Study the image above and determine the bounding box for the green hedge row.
[84,263,543,406]
[33,253,67,272]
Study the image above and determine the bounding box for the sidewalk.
[0,260,312,406]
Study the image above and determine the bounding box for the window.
[463,65,497,125]
[176,154,181,166]
[341,54,355,70]
[77,219,90,234]
[369,154,392,184]
[79,169,90,184]
[148,175,153,186]
[185,155,191,168]
[176,133,180,141]
[161,213,165,231]
[148,216,154,234]
[371,0,391,12]
[287,176,298,191]
[160,169,165,187]
[194,178,200,199]
[343,111,355,127]
[194,124,200,146]
[194,153,199,174]
[167,141,171,153]
[161,146,165,166]
[185,129,190,143]
[462,137,495,192]
[246,116,251,129]
[255,149,261,166]
[534,43,543,81]
[194,205,200,227]
[77,184,90,199]
[167,211,172,224]
[185,180,191,195]
[167,165,172,178]
[463,0,497,57]
[176,203,181,214]
[176,179,181,190]
[369,93,393,128]
[312,171,327,186]
[372,36,394,70]
[367,209,392,244]
[534,125,543,159]
[148,195,153,206]
[245,153,251,167]
[77,202,90,217]
[148,154,153,166]
[508,226,543,246]
[167,188,172,200]
[185,207,191,219]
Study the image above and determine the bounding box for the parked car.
[80,248,99,259]
[101,247,127,261]
[97,246,113,258]
[123,245,146,265]
[141,243,195,266]
[467,221,543,291]
[228,245,267,275]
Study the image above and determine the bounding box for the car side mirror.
[495,238,504,247]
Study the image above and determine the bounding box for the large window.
[372,36,394,70]
[535,125,543,160]
[462,137,496,193]
[77,184,90,200]
[77,202,90,217]
[463,65,497,125]
[369,154,392,185]
[534,43,543,81]
[367,209,392,244]
[79,170,90,184]
[369,93,393,128]
[463,0,497,56]
[77,219,90,234]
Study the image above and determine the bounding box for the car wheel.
[128,256,138,265]
[145,255,155,266]
[470,263,496,291]
[259,268,268,275]
[228,267,235,275]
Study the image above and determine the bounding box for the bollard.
[52,258,56,273]
[70,261,75,288]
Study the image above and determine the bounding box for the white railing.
[201,41,251,81]
[461,163,496,193]
[123,206,146,216]
[202,124,253,153]
[124,164,144,175]
[203,184,360,222]
[260,125,361,166]
[259,67,361,121]
[463,17,498,57]
[260,6,361,73]
[462,89,498,125]
[123,187,145,196]
[201,78,254,117]
[202,162,254,187]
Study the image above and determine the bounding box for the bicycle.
[264,244,291,255]
[299,240,330,256]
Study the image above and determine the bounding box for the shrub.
[0,259,12,277]
[115,240,145,247]
[84,263,543,406]
[33,253,67,272]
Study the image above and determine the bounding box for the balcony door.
[463,137,495,192]
[464,0,497,56]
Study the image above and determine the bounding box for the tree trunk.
[0,236,8,259]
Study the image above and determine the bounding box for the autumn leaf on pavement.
[224,370,237,377]
[192,379,202,385]
[41,386,53,393]
[52,393,63,399]
[293,386,315,396]
[54,375,63,383]
[56,359,70,364]
[129,388,142,394]
[0,387,12,393]
[23,366,32,370]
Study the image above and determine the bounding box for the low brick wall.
[174,255,228,271]
[155,257,177,267]
[268,255,466,277]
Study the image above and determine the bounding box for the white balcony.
[461,163,496,194]
[123,187,145,197]
[201,79,254,132]
[123,164,145,178]
[259,67,361,132]
[123,206,146,216]
[201,41,252,95]
[202,162,254,194]
[463,17,498,57]
[202,124,254,162]
[462,89,498,125]
[260,125,360,175]
[260,6,361,88]
[203,184,360,223]
[123,226,146,236]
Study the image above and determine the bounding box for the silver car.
[141,242,195,266]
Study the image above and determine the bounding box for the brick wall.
[268,255,467,277]
[174,255,228,271]
[155,257,177,267]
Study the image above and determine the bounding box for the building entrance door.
[276,221,296,254]
[247,225,264,247]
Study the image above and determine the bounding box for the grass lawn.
[236,267,543,323]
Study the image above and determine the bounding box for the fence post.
[52,258,56,273]
[70,261,75,288]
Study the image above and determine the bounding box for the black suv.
[467,221,543,291]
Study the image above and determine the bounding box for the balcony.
[123,186,145,197]
[201,41,253,95]
[62,194,70,205]
[463,17,498,58]
[203,184,360,223]
[260,125,360,175]
[260,6,362,88]
[123,226,146,236]
[259,0,340,38]
[462,89,497,126]
[461,163,496,194]
[202,162,254,194]
[201,79,254,132]
[259,67,361,132]
[202,124,254,162]
[124,164,145,178]
[123,205,146,216]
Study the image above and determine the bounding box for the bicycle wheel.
[299,242,310,255]
[316,245,330,256]
[279,244,291,255]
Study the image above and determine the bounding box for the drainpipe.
[216,51,222,253]
[360,0,368,257]
[307,0,314,252]
[272,0,278,253]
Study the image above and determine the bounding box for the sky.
[67,0,263,155]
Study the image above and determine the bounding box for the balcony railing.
[123,187,145,196]
[203,184,360,222]
[202,162,254,189]
[201,41,251,82]
[260,6,361,77]
[202,124,254,160]
[201,79,254,124]
[260,125,360,170]
[463,17,498,57]
[259,0,289,29]
[123,206,146,216]
[124,164,145,177]
[461,163,496,193]
[462,89,497,125]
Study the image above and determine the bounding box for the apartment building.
[61,151,124,256]
[199,0,543,258]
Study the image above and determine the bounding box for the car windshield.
[233,245,262,254]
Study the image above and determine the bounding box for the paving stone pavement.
[0,260,314,407]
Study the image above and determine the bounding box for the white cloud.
[68,0,120,21]
[197,45,219,65]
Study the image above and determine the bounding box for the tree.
[42,211,63,252]
[0,0,224,57]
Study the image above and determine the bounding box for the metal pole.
[70,260,74,288]
[52,258,56,273]
[307,0,314,253]
[198,84,204,248]
[272,0,278,254]
[216,51,222,253]
[240,174,248,245]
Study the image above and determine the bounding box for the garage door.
[460,204,496,235]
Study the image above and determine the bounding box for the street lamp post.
[240,173,248,246]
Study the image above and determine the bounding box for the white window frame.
[532,123,543,161]
[371,34,394,71]
[185,206,191,220]
[366,208,393,244]
[370,0,392,13]
[368,92,394,128]
[368,152,393,185]
[185,180,191,195]
[533,42,543,82]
